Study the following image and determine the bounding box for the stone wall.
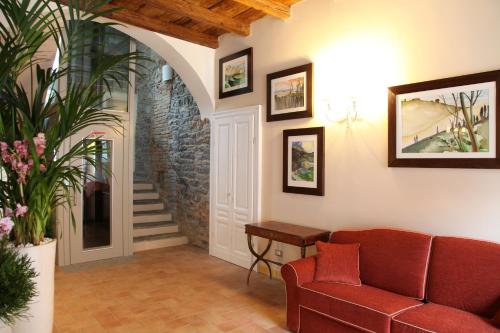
[134,43,158,181]
[135,42,210,249]
[167,76,210,248]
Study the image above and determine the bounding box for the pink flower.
[4,208,13,217]
[39,164,46,172]
[15,204,28,217]
[33,133,46,157]
[0,142,7,152]
[1,150,10,163]
[13,161,30,184]
[0,217,14,238]
[17,174,26,184]
[13,140,28,158]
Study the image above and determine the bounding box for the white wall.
[215,0,500,261]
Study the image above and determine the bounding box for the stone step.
[133,222,179,237]
[133,233,188,252]
[133,210,172,224]
[133,200,164,212]
[133,191,159,201]
[133,182,154,191]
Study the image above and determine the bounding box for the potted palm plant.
[0,1,141,332]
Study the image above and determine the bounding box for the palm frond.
[0,0,149,245]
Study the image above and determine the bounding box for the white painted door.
[69,125,126,264]
[210,106,261,268]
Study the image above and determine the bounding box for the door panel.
[214,120,233,253]
[69,125,125,264]
[231,115,254,262]
[216,122,231,207]
[215,210,231,250]
[234,118,251,210]
[82,139,113,249]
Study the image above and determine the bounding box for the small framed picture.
[267,63,313,122]
[283,127,325,196]
[388,70,500,168]
[219,47,253,99]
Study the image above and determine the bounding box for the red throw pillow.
[314,241,361,285]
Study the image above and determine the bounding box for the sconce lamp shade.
[162,64,173,82]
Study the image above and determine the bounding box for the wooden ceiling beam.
[55,1,219,48]
[106,9,219,48]
[138,0,250,36]
[231,0,290,20]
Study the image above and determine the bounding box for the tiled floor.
[54,245,290,333]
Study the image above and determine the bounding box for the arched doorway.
[58,22,212,265]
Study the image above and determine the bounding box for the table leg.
[246,235,273,285]
[301,246,306,258]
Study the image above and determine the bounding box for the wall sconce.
[323,96,358,127]
[162,64,173,82]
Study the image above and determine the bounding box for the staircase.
[133,182,187,252]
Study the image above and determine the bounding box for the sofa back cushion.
[427,236,500,317]
[330,229,432,299]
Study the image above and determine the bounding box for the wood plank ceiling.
[59,0,302,48]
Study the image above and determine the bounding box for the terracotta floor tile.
[54,245,288,332]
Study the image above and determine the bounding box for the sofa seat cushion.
[299,281,422,333]
[392,303,498,333]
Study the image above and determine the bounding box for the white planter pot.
[12,239,56,333]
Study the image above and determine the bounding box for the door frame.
[208,105,263,268]
[56,41,136,266]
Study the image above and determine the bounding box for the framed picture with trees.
[267,63,313,122]
[283,127,324,196]
[388,70,500,168]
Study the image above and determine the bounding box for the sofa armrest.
[281,256,316,286]
[281,256,316,332]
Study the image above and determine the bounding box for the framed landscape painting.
[267,63,313,122]
[219,47,253,99]
[388,70,500,168]
[283,127,324,196]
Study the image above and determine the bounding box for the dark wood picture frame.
[283,127,325,196]
[388,70,500,169]
[218,47,253,99]
[267,63,313,122]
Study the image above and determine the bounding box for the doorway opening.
[57,22,211,265]
[132,42,211,252]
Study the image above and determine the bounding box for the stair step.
[133,233,188,252]
[133,210,172,224]
[133,191,159,201]
[133,200,164,212]
[133,222,179,237]
[133,182,153,191]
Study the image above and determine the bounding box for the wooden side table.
[245,221,330,285]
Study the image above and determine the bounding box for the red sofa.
[281,229,500,333]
